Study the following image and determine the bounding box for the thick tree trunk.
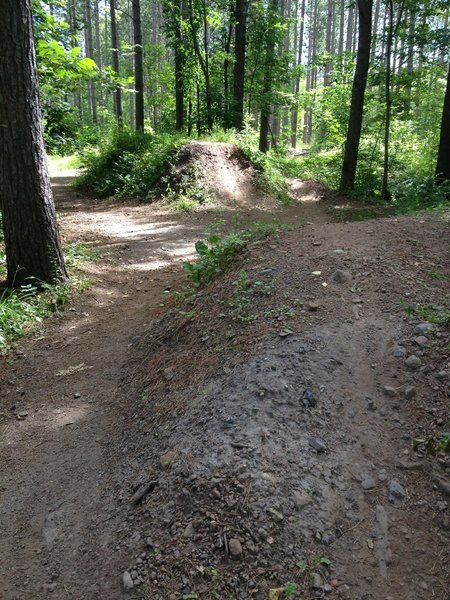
[232,0,248,130]
[132,0,145,131]
[435,63,450,183]
[339,0,373,192]
[0,0,67,288]
[110,0,123,125]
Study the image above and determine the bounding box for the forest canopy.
[33,0,449,210]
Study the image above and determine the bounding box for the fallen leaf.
[269,589,284,600]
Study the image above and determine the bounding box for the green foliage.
[401,302,450,326]
[183,220,281,289]
[76,130,186,199]
[0,238,97,352]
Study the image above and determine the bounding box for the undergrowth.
[183,220,282,289]
[0,241,97,352]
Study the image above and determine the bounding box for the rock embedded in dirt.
[309,437,328,453]
[382,385,397,398]
[393,345,407,358]
[306,301,319,312]
[414,322,434,335]
[293,490,312,510]
[182,522,195,538]
[122,571,134,592]
[404,385,416,400]
[228,538,243,558]
[413,336,428,346]
[361,475,376,490]
[302,389,316,407]
[159,450,177,468]
[388,480,406,504]
[405,355,422,370]
[267,507,284,522]
[331,269,352,284]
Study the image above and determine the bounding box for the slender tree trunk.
[110,0,123,125]
[436,63,450,183]
[259,0,279,152]
[188,0,213,132]
[291,0,306,147]
[94,0,104,115]
[0,0,67,288]
[346,3,354,52]
[405,9,415,104]
[338,0,345,56]
[370,0,380,65]
[223,3,233,128]
[324,0,333,86]
[232,0,248,130]
[173,0,184,131]
[132,0,144,131]
[84,0,98,123]
[340,0,373,191]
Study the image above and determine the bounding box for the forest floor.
[0,142,449,600]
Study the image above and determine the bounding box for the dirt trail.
[0,144,449,600]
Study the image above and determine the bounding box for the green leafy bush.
[76,130,187,199]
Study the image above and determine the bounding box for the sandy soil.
[0,143,449,600]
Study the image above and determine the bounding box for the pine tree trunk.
[110,0,123,125]
[174,0,184,131]
[132,0,145,131]
[84,0,98,123]
[370,0,380,65]
[436,63,450,183]
[324,0,333,86]
[291,0,306,147]
[382,0,393,200]
[232,0,248,130]
[94,0,104,115]
[340,0,373,191]
[0,0,67,288]
[259,0,279,152]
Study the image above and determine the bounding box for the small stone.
[312,572,323,590]
[321,534,335,546]
[182,522,195,538]
[302,389,316,408]
[159,450,177,468]
[323,584,333,593]
[306,301,319,312]
[292,490,312,510]
[228,538,243,558]
[73,392,81,398]
[414,322,434,335]
[413,336,428,346]
[388,480,406,504]
[17,410,29,419]
[267,507,284,522]
[434,477,450,497]
[436,370,449,380]
[331,270,352,284]
[122,571,134,592]
[393,345,407,358]
[404,385,416,400]
[382,385,397,397]
[309,437,327,453]
[361,475,376,490]
[405,355,422,370]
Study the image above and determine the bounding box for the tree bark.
[0,0,67,288]
[339,0,373,192]
[259,0,279,152]
[435,63,450,183]
[110,0,123,125]
[232,0,248,130]
[132,0,145,131]
[84,0,98,123]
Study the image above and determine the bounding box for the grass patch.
[0,240,98,352]
[401,301,450,326]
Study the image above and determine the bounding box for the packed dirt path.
[0,146,449,600]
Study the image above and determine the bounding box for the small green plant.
[296,555,331,580]
[401,301,450,326]
[283,582,298,598]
